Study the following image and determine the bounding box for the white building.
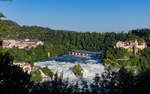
[2,39,16,48]
[114,40,147,50]
[2,39,44,49]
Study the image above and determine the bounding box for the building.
[1,38,44,49]
[13,62,32,74]
[69,50,100,57]
[114,40,147,50]
[2,39,16,48]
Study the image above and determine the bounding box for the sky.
[0,0,150,32]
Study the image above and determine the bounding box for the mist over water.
[34,55,105,82]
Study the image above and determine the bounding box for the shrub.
[42,66,54,80]
[30,68,42,82]
[72,64,83,78]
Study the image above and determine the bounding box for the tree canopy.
[0,47,30,94]
[0,12,5,18]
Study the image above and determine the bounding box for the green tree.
[0,47,30,94]
[136,70,150,94]
[91,68,136,94]
[0,13,5,18]
[0,12,5,24]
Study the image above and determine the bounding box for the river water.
[34,55,105,82]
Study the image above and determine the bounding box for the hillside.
[3,20,20,27]
[0,20,144,50]
[1,19,150,73]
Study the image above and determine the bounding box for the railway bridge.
[69,50,100,57]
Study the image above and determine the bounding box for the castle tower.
[48,52,50,57]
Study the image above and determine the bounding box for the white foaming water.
[34,55,105,82]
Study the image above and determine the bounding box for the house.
[2,39,16,48]
[1,38,44,49]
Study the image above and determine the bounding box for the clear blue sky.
[0,0,150,32]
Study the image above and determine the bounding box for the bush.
[42,66,54,80]
[30,68,42,82]
[72,64,83,78]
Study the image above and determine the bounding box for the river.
[34,55,105,82]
